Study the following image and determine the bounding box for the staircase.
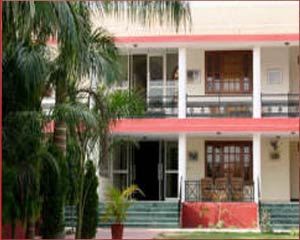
[65,201,180,228]
[260,202,299,230]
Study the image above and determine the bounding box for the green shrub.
[79,160,99,239]
[40,145,67,238]
[290,228,299,237]
[260,208,273,233]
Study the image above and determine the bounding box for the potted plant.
[102,185,143,239]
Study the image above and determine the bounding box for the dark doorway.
[134,141,160,200]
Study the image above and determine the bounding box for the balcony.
[262,93,299,117]
[187,94,252,118]
[147,95,178,117]
[144,93,299,118]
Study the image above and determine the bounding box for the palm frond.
[52,103,99,132]
[100,1,192,31]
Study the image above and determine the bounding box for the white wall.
[186,49,205,96]
[97,3,298,36]
[261,137,290,202]
[290,141,299,200]
[186,137,205,180]
[261,47,290,94]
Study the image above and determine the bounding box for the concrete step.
[99,222,180,228]
[260,202,299,230]
[65,201,180,228]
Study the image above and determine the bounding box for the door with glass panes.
[164,141,178,199]
[112,143,132,191]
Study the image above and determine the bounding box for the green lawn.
[155,231,297,239]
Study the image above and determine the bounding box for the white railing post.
[253,133,262,203]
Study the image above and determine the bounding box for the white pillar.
[253,134,262,203]
[178,48,187,118]
[178,134,187,202]
[253,47,261,118]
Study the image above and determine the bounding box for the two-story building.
[92,1,299,230]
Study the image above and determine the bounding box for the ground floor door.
[112,140,178,201]
[133,141,160,200]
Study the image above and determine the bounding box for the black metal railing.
[138,93,300,118]
[146,95,178,117]
[187,94,252,118]
[185,180,254,202]
[261,93,300,117]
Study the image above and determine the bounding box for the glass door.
[164,141,178,199]
[112,143,131,191]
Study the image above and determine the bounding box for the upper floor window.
[205,51,252,94]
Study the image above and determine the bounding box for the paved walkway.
[66,228,166,239]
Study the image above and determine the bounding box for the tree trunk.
[25,219,35,239]
[11,220,15,239]
[100,129,109,177]
[50,79,67,239]
[54,79,67,155]
[75,154,85,239]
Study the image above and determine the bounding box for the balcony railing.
[185,180,254,202]
[136,93,300,118]
[261,93,299,117]
[146,95,178,117]
[187,94,252,118]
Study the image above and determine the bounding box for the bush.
[260,208,273,233]
[40,145,67,238]
[290,228,299,237]
[79,160,99,239]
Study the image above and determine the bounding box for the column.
[178,134,187,202]
[253,47,261,118]
[178,48,187,118]
[253,134,262,203]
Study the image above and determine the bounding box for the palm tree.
[3,2,191,238]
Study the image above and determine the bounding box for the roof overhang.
[110,118,299,136]
[115,34,299,49]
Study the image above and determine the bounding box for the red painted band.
[110,118,299,134]
[47,34,299,45]
[114,34,299,43]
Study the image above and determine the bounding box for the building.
[92,1,299,230]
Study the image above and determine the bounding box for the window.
[205,141,253,184]
[267,68,282,85]
[205,51,252,94]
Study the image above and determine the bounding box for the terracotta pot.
[111,223,124,239]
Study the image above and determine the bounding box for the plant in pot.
[102,185,144,239]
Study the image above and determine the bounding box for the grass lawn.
[155,231,298,239]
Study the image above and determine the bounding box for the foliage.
[3,1,191,238]
[108,89,145,119]
[290,228,299,237]
[78,160,99,239]
[2,112,49,237]
[40,144,68,238]
[101,1,192,32]
[260,208,273,233]
[102,185,143,224]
